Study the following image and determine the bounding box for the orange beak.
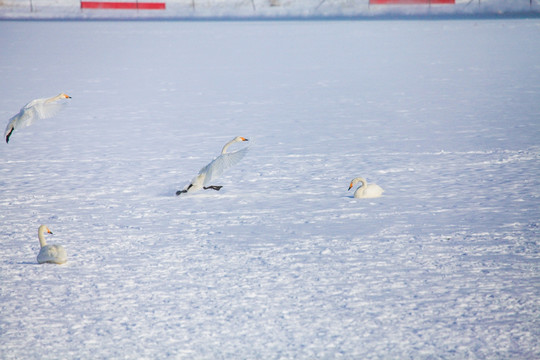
[348,183,353,191]
[241,137,249,141]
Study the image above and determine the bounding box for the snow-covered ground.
[1,19,539,359]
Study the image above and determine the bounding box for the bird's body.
[177,136,249,195]
[348,177,384,199]
[4,93,71,143]
[36,225,67,265]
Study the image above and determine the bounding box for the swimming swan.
[36,225,67,264]
[176,136,249,195]
[348,177,384,199]
[4,93,71,143]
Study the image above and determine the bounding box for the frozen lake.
[0,19,539,359]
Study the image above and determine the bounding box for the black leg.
[176,184,193,196]
[6,127,14,143]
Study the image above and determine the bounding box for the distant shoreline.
[1,11,540,21]
[1,0,539,21]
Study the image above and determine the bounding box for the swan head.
[59,93,72,99]
[221,136,249,154]
[348,177,366,190]
[38,224,53,235]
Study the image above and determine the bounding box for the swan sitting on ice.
[36,225,67,264]
[348,177,384,199]
[4,93,71,143]
[176,136,249,195]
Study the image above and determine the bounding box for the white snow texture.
[0,18,539,359]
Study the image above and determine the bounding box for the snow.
[1,18,539,359]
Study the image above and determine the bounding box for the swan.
[348,177,384,199]
[4,93,71,143]
[176,136,249,195]
[36,225,67,264]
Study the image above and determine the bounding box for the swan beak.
[241,137,249,141]
[63,94,71,99]
[348,183,353,191]
[47,229,53,235]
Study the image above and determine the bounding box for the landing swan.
[36,225,67,264]
[176,136,249,195]
[348,177,384,199]
[4,93,71,143]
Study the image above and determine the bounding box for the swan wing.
[15,97,66,128]
[25,99,66,120]
[9,108,36,129]
[364,184,384,198]
[201,147,248,186]
[37,245,67,264]
[4,109,39,143]
[4,98,68,142]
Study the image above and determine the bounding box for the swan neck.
[358,178,366,188]
[353,177,366,190]
[221,139,236,154]
[38,227,47,247]
[45,94,63,104]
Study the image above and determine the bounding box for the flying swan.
[176,136,249,195]
[348,177,384,199]
[36,225,67,265]
[4,93,71,143]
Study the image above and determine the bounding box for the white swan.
[348,177,384,199]
[176,136,249,195]
[36,225,67,264]
[4,93,71,143]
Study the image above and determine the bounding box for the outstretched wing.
[201,147,249,186]
[25,98,66,121]
[4,97,67,143]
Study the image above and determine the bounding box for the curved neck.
[352,178,367,192]
[221,139,237,154]
[38,226,47,247]
[45,93,64,104]
[357,178,366,188]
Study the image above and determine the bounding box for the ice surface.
[0,19,539,359]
